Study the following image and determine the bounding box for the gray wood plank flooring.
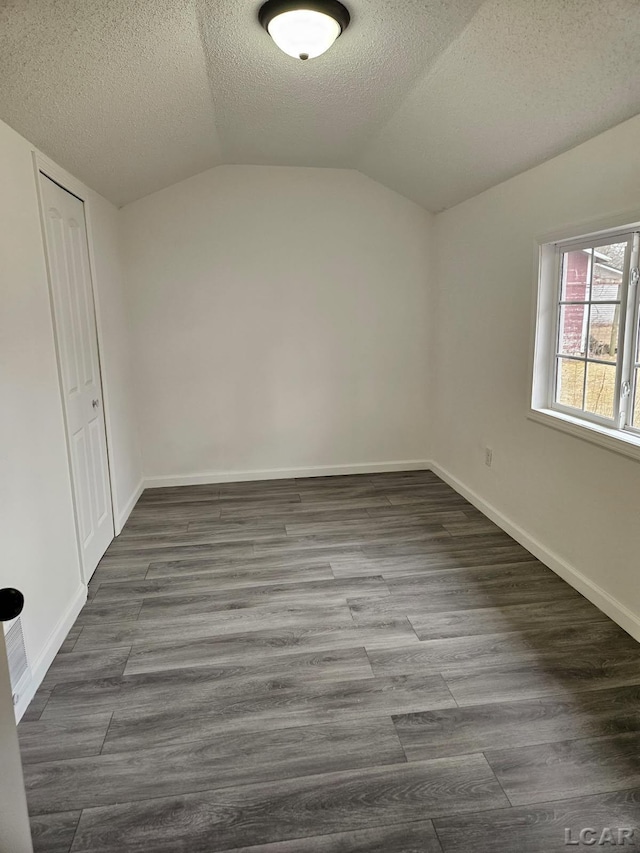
[212,820,442,853]
[214,820,444,853]
[24,718,406,815]
[68,756,507,853]
[28,812,81,853]
[433,788,640,852]
[19,471,640,852]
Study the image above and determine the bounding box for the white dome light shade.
[268,10,341,60]
[259,1,350,62]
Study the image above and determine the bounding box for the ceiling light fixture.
[259,0,350,61]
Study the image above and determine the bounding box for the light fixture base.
[258,0,351,34]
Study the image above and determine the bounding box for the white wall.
[88,192,143,528]
[0,117,141,716]
[121,166,433,483]
[433,113,640,638]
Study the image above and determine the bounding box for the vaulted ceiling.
[1,0,638,210]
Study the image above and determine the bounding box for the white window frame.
[530,216,640,463]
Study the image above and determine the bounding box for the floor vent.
[5,617,29,702]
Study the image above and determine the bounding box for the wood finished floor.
[19,471,640,852]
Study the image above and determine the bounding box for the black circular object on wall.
[0,588,25,622]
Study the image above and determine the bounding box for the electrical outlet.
[485,447,493,467]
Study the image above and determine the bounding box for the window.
[532,225,640,457]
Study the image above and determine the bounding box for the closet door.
[39,174,114,581]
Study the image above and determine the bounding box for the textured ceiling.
[0,0,638,210]
[361,0,640,211]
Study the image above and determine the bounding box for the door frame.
[32,151,118,584]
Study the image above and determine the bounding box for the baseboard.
[14,583,87,722]
[144,460,432,489]
[430,461,640,644]
[114,477,144,535]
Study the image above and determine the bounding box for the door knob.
[92,399,100,408]
[0,588,24,622]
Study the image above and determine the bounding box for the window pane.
[634,369,640,428]
[558,304,588,356]
[588,303,620,363]
[556,358,585,409]
[584,362,616,420]
[561,249,591,301]
[591,242,626,301]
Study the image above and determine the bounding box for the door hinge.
[631,267,639,287]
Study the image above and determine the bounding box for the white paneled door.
[39,174,114,582]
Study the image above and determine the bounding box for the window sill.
[529,407,640,463]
